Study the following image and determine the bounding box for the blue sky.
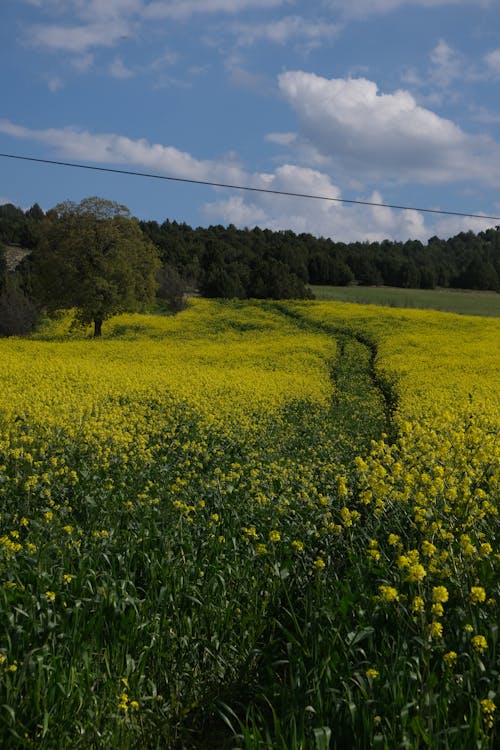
[2,0,500,242]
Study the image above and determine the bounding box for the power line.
[1,151,500,222]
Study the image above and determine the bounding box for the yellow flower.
[242,526,258,539]
[432,586,449,603]
[387,533,400,546]
[8,661,18,673]
[291,540,304,552]
[129,700,139,711]
[378,585,399,603]
[471,635,488,654]
[255,543,267,555]
[470,587,486,605]
[431,602,444,618]
[406,563,426,583]
[443,651,457,668]
[313,557,326,570]
[366,668,379,679]
[480,698,496,729]
[45,591,56,603]
[411,596,425,614]
[421,540,437,557]
[269,530,281,542]
[63,574,73,585]
[429,621,443,639]
[118,692,129,712]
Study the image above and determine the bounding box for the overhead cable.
[1,151,500,222]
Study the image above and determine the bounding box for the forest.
[0,199,499,336]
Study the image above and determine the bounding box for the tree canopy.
[31,197,160,336]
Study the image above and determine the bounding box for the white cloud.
[278,71,500,185]
[0,118,247,185]
[484,48,500,75]
[471,106,500,124]
[431,212,497,238]
[24,0,291,59]
[143,0,288,21]
[429,39,462,88]
[230,15,340,46]
[205,164,430,241]
[1,116,496,242]
[23,0,143,21]
[0,116,426,240]
[46,74,64,92]
[28,21,131,53]
[109,56,135,78]
[325,0,492,19]
[70,53,94,72]
[265,132,297,145]
[227,66,273,93]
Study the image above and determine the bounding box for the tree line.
[1,198,499,337]
[138,218,500,296]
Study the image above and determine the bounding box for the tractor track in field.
[264,302,398,448]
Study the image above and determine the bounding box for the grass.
[310,285,500,317]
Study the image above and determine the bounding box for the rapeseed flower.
[480,699,496,729]
[378,585,399,602]
[432,586,449,603]
[411,596,425,614]
[443,651,457,668]
[406,563,426,583]
[429,621,443,639]
[470,587,486,605]
[471,635,488,654]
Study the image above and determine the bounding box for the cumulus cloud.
[278,71,500,185]
[204,164,430,241]
[0,116,431,240]
[1,116,495,241]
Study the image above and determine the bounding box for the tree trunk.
[93,318,103,337]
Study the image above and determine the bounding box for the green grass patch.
[310,285,500,317]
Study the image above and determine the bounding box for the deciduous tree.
[31,197,160,336]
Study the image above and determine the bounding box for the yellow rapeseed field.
[0,298,498,749]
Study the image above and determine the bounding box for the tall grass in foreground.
[0,300,498,748]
